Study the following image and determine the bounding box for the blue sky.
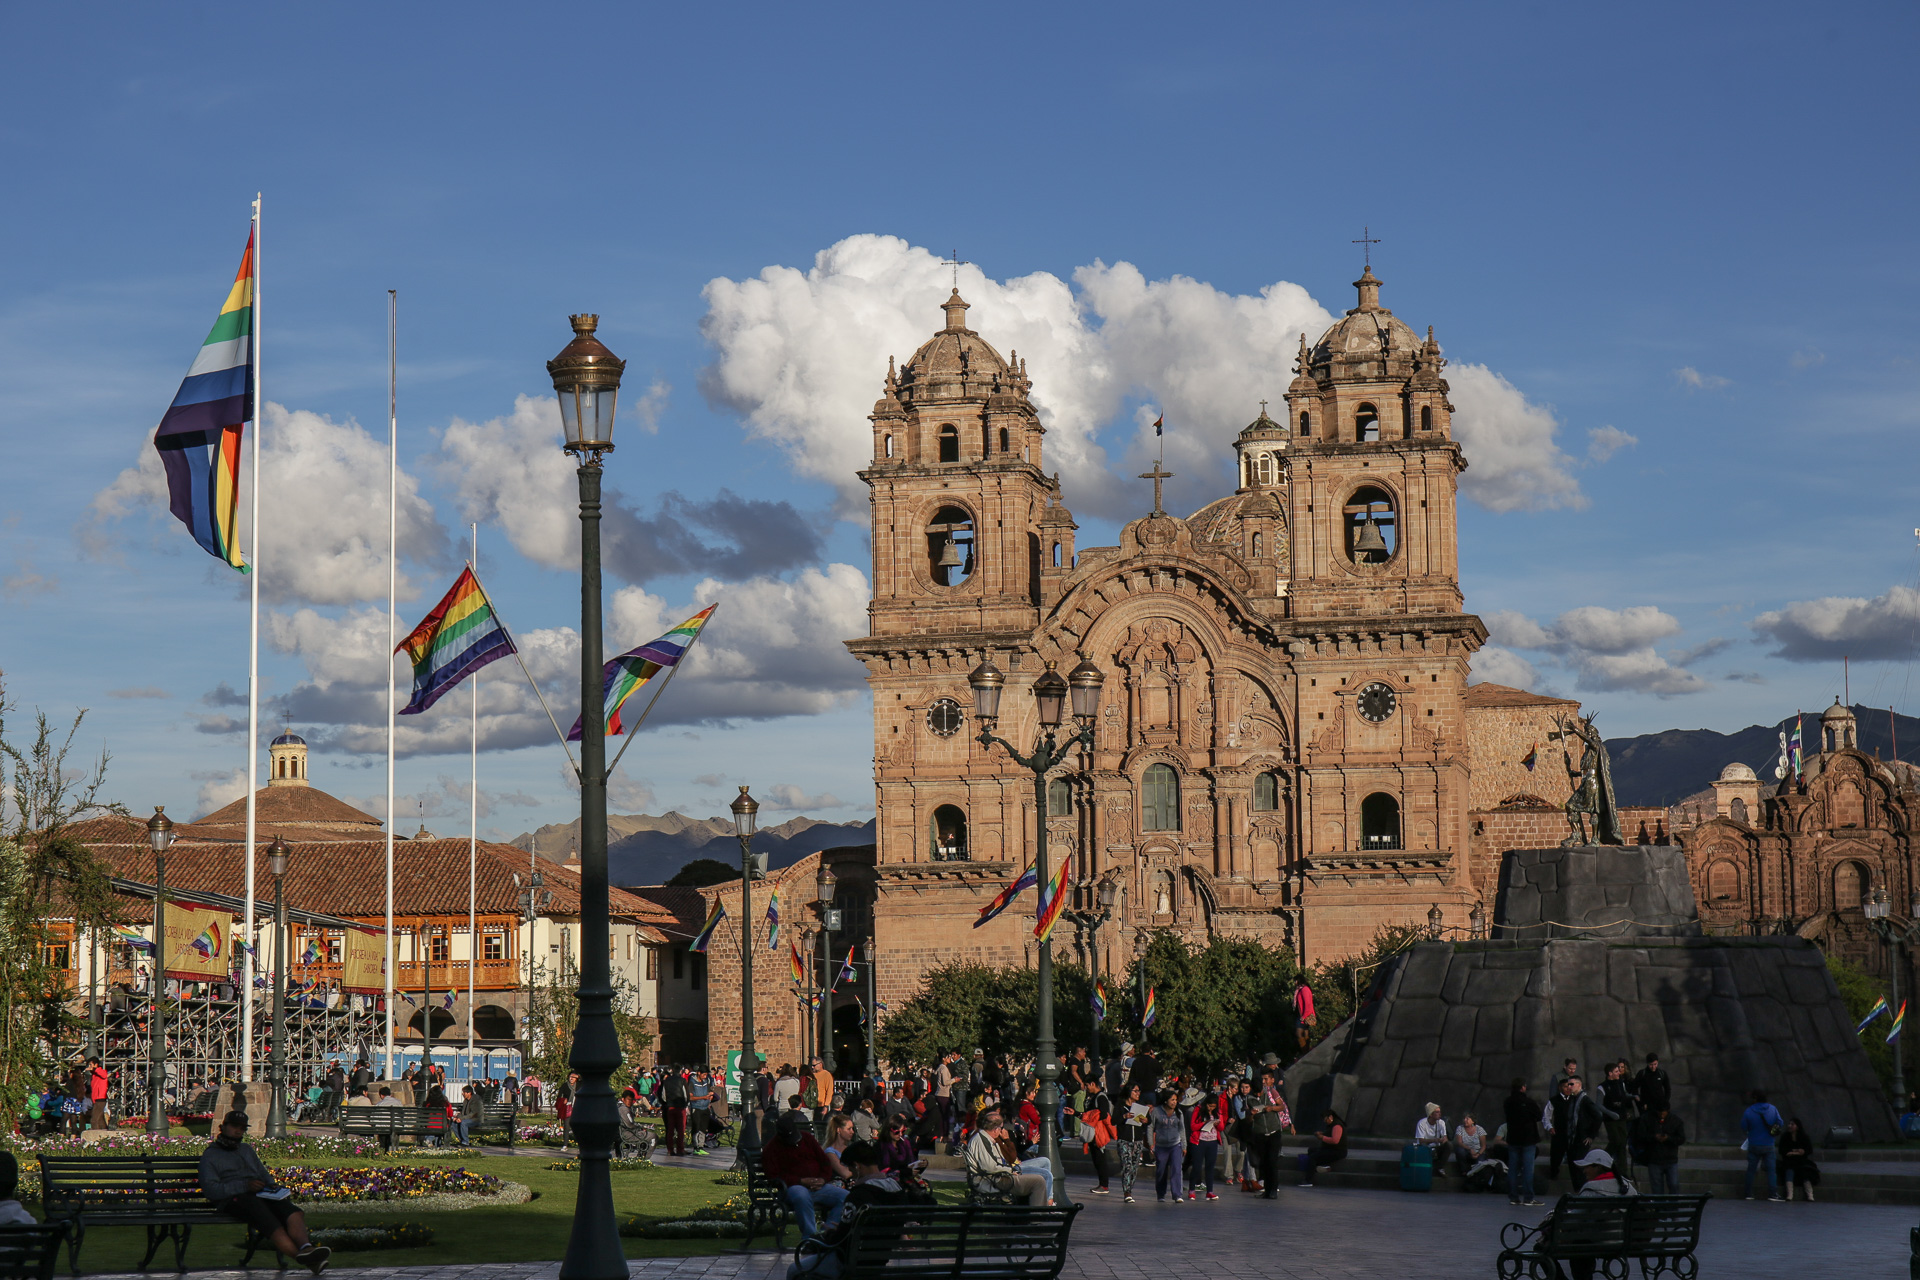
[3,2,1918,838]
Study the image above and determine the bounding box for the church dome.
[893,290,1024,406]
[1822,699,1855,722]
[271,731,306,746]
[1308,268,1425,369]
[1717,761,1757,782]
[1188,488,1286,545]
[1237,407,1288,442]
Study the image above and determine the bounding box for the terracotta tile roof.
[68,831,665,940]
[192,786,384,831]
[1464,681,1578,710]
[622,885,711,939]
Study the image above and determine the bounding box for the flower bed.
[621,1195,749,1239]
[517,1124,568,1144]
[544,1158,654,1172]
[273,1165,503,1203]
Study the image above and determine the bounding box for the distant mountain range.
[1605,703,1920,807]
[509,811,876,887]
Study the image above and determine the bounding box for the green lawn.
[38,1155,758,1273]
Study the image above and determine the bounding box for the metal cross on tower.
[1139,462,1175,516]
[940,250,970,289]
[1352,226,1381,266]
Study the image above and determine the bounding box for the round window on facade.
[927,698,965,737]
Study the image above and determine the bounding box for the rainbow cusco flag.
[397,567,517,716]
[154,229,254,571]
[568,605,717,740]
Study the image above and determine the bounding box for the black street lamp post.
[731,786,762,1159]
[816,865,839,1072]
[1864,887,1920,1111]
[267,836,292,1138]
[968,654,1105,1210]
[862,938,878,1079]
[1061,879,1120,1065]
[145,807,173,1135]
[550,314,627,1280]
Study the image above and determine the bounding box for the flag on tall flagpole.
[1142,986,1157,1028]
[154,229,255,572]
[766,888,781,950]
[1091,979,1107,1023]
[1858,996,1891,1034]
[568,605,719,740]
[789,941,806,985]
[396,567,517,716]
[1889,1000,1907,1044]
[1790,715,1804,777]
[974,864,1038,929]
[1153,414,1164,436]
[689,902,725,953]
[1033,860,1070,942]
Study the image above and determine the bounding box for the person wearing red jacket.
[1292,979,1316,1049]
[759,1104,851,1239]
[1187,1091,1229,1200]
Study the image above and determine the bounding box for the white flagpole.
[242,194,261,1082]
[468,522,479,1080]
[384,289,398,1079]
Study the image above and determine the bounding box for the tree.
[1115,931,1299,1073]
[0,678,123,1123]
[1826,952,1897,1098]
[667,858,737,888]
[876,960,1095,1068]
[520,960,655,1090]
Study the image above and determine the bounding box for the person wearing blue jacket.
[1740,1090,1785,1201]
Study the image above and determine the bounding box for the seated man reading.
[759,1104,851,1240]
[965,1107,1050,1205]
[198,1111,329,1275]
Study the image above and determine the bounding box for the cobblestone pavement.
[87,1155,1911,1280]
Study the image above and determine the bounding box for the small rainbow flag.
[831,944,857,992]
[1889,1000,1907,1044]
[1142,986,1157,1029]
[1521,743,1539,772]
[806,991,822,1010]
[154,226,254,573]
[1858,996,1891,1034]
[399,992,417,1006]
[1033,861,1070,943]
[188,922,222,959]
[765,889,780,950]
[302,937,322,964]
[397,567,517,717]
[975,864,1038,929]
[569,604,718,740]
[788,941,805,985]
[689,902,725,954]
[113,926,153,953]
[1091,980,1107,1023]
[443,988,457,1010]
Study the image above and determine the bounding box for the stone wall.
[1495,846,1700,939]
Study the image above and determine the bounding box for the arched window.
[1345,485,1397,564]
[1707,862,1739,902]
[1251,532,1263,558]
[1299,411,1310,437]
[938,424,959,462]
[1834,860,1868,909]
[926,506,974,586]
[1141,764,1180,832]
[884,434,894,458]
[999,427,1009,453]
[1256,453,1276,485]
[1047,778,1073,817]
[1356,404,1380,442]
[930,805,969,861]
[1253,771,1279,811]
[1420,405,1432,433]
[1729,797,1748,824]
[1361,793,1400,849]
[1051,542,1061,568]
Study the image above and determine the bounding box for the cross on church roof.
[940,250,970,290]
[1139,462,1175,516]
[1352,226,1381,267]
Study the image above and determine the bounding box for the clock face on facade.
[1356,682,1398,723]
[927,698,965,737]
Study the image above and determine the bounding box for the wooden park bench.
[795,1205,1079,1280]
[737,1154,793,1252]
[0,1224,69,1280]
[38,1155,284,1274]
[464,1102,520,1148]
[1497,1193,1709,1280]
[337,1104,429,1145]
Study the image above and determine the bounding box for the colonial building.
[829,266,1586,1014]
[1675,700,1920,991]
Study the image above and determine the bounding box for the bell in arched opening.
[936,537,965,570]
[1352,518,1389,559]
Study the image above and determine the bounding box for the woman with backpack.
[1080,1078,1118,1194]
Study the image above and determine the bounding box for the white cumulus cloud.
[1467,645,1542,691]
[1751,585,1920,661]
[1585,426,1637,465]
[1489,605,1706,697]
[1674,366,1730,391]
[698,236,1578,521]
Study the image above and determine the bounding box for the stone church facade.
[836,267,1576,1011]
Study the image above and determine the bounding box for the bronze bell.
[1352,519,1389,557]
[936,537,966,570]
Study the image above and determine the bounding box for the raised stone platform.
[1495,844,1700,939]
[1285,846,1897,1145]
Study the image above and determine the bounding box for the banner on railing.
[340,928,391,994]
[161,902,233,981]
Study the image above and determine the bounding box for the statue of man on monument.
[1551,712,1623,847]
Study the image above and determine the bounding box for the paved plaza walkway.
[85,1145,1911,1279]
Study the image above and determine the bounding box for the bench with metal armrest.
[39,1156,285,1275]
[1497,1193,1710,1280]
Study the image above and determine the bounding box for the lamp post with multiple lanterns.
[145,807,174,1135]
[862,937,879,1079]
[967,654,1105,1209]
[731,785,763,1158]
[1864,886,1920,1111]
[1060,879,1121,1066]
[816,864,840,1072]
[266,836,292,1138]
[549,314,628,1280]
